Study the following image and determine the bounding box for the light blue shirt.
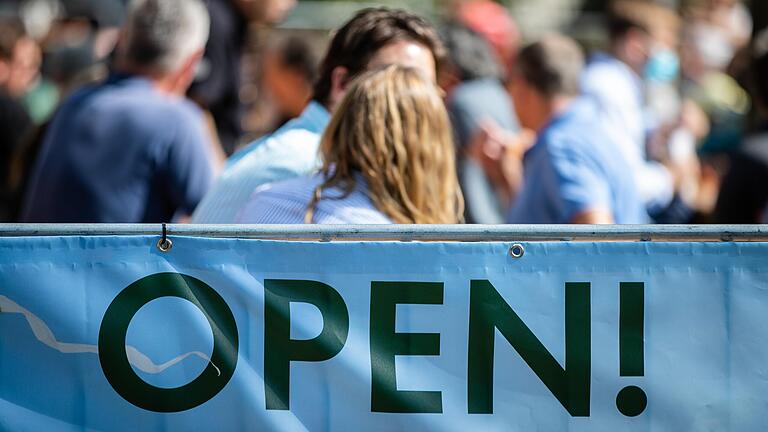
[236,174,391,224]
[507,98,648,224]
[581,53,674,213]
[191,101,331,223]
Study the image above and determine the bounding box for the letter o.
[98,273,239,412]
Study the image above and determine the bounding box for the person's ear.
[93,27,121,60]
[438,66,460,97]
[112,27,130,68]
[172,49,205,95]
[328,66,349,110]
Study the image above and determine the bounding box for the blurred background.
[1,0,762,144]
[0,0,765,222]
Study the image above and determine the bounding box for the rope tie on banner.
[156,223,173,253]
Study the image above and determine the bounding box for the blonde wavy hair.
[306,65,464,224]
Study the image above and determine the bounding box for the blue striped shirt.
[191,102,330,223]
[236,174,392,224]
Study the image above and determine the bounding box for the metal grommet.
[509,243,525,259]
[156,223,172,253]
[157,237,173,253]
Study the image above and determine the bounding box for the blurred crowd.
[0,0,766,225]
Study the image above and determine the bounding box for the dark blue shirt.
[21,75,213,223]
[507,98,648,224]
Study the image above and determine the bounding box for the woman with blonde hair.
[237,65,464,224]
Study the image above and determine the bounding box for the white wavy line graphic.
[0,295,220,376]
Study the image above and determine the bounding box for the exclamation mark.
[616,282,647,417]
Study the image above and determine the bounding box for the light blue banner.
[1,236,767,431]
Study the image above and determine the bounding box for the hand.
[467,119,536,206]
[679,99,710,142]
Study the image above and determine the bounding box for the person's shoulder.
[260,174,322,194]
[231,102,328,158]
[85,81,203,124]
[51,81,103,115]
[249,175,322,208]
[541,102,614,167]
[177,97,205,118]
[449,79,517,128]
[451,79,507,102]
[319,205,391,225]
[268,125,323,150]
[108,78,203,119]
[262,104,328,147]
[543,100,598,143]
[137,98,205,156]
[224,126,322,173]
[582,58,613,81]
[581,55,636,95]
[313,180,391,224]
[146,95,204,126]
[236,175,320,224]
[583,53,622,74]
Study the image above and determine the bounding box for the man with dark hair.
[311,8,443,107]
[20,0,214,223]
[476,35,647,224]
[192,7,445,223]
[715,29,768,223]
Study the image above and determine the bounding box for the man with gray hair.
[20,0,215,223]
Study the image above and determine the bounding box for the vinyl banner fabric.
[1,236,767,431]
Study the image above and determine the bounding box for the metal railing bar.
[0,224,766,242]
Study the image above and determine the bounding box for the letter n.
[467,280,590,416]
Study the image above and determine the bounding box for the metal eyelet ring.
[509,244,525,259]
[156,238,173,253]
[156,223,172,252]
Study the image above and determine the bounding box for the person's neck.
[153,74,184,96]
[611,46,643,76]
[319,97,335,113]
[535,95,575,132]
[550,95,574,116]
[115,63,180,96]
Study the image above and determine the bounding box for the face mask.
[644,48,680,83]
